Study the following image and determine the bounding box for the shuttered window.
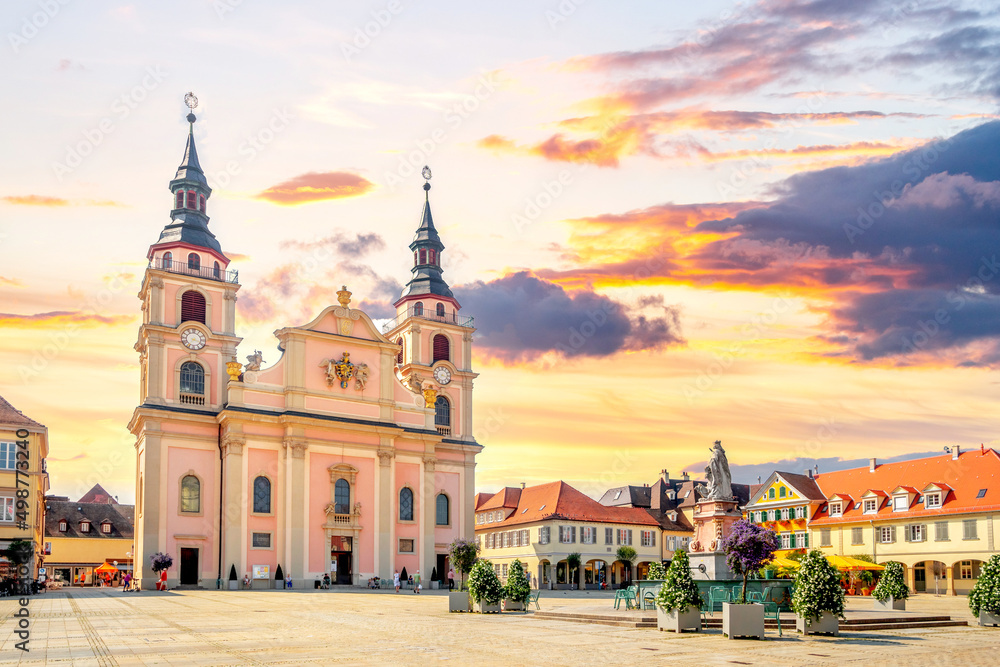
[181,291,206,324]
[432,334,450,362]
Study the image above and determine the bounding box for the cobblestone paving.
[1,589,998,665]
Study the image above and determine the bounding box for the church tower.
[385,167,476,442]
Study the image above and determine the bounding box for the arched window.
[181,475,200,513]
[175,191,184,209]
[419,249,427,264]
[434,395,451,427]
[436,493,449,526]
[181,290,206,323]
[180,361,205,395]
[199,195,206,212]
[432,334,450,362]
[213,261,220,279]
[413,302,423,316]
[768,488,775,499]
[435,303,445,318]
[396,338,404,365]
[187,252,200,271]
[399,487,414,521]
[253,476,271,513]
[779,487,786,498]
[334,479,350,514]
[429,249,436,265]
[186,190,197,209]
[162,251,172,268]
[414,251,419,266]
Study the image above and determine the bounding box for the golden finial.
[337,285,352,309]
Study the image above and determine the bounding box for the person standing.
[122,572,131,592]
[393,569,400,593]
[447,567,455,591]
[413,570,421,594]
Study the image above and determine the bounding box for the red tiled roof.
[478,487,521,510]
[812,448,1000,525]
[474,493,491,510]
[78,484,118,505]
[476,481,659,529]
[0,394,43,428]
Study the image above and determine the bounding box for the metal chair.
[527,590,541,610]
[748,590,764,603]
[709,586,730,613]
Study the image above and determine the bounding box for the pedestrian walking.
[413,570,421,594]
[393,569,400,593]
[122,572,131,592]
[447,568,455,591]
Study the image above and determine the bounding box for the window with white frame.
[668,535,677,551]
[0,442,16,470]
[851,527,864,544]
[781,508,790,521]
[58,520,67,532]
[80,521,91,533]
[101,522,112,534]
[820,528,832,547]
[781,533,791,549]
[641,530,655,547]
[796,531,808,548]
[909,524,924,542]
[963,519,978,540]
[892,495,909,511]
[512,531,520,548]
[0,497,13,523]
[559,525,575,543]
[863,499,878,514]
[960,560,974,579]
[581,526,595,544]
[502,563,508,578]
[880,526,895,543]
[538,526,550,544]
[924,492,941,509]
[522,529,529,546]
[829,502,842,517]
[754,511,762,522]
[935,521,949,541]
[617,529,632,545]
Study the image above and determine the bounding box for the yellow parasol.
[825,555,884,571]
[770,557,800,569]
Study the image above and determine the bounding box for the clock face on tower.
[181,327,207,350]
[433,365,452,385]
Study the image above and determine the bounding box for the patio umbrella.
[825,555,884,570]
[94,562,118,574]
[770,557,800,569]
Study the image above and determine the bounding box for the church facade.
[129,109,481,589]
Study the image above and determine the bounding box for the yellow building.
[474,481,661,589]
[809,447,1000,595]
[0,394,49,581]
[44,484,134,586]
[745,470,826,553]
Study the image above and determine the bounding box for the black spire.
[399,168,454,300]
[154,97,222,254]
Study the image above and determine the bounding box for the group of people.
[391,569,422,593]
[0,577,35,596]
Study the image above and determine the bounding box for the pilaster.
[221,434,245,581]
[378,448,394,579]
[421,454,437,580]
[284,436,308,585]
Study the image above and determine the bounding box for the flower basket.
[970,554,1000,625]
[791,550,845,635]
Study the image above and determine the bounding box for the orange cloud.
[0,276,24,287]
[0,311,136,329]
[255,171,375,205]
[225,252,252,262]
[3,195,69,206]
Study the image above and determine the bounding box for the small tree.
[468,560,503,605]
[504,559,531,604]
[646,560,667,581]
[2,539,33,564]
[448,538,479,591]
[969,554,1000,618]
[872,561,909,602]
[274,564,283,582]
[229,564,238,582]
[791,550,846,621]
[150,552,173,573]
[616,546,637,585]
[655,550,703,612]
[566,553,581,589]
[721,519,779,603]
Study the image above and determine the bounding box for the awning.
[94,563,118,573]
[770,557,800,569]
[826,555,885,571]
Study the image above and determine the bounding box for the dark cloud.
[279,231,385,257]
[452,272,684,362]
[695,450,939,486]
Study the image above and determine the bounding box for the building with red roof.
[474,481,661,589]
[808,445,1000,595]
[0,394,49,582]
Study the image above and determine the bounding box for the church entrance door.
[179,548,198,585]
[331,536,353,585]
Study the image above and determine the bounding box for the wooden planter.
[796,611,839,636]
[448,592,471,612]
[657,606,701,633]
[980,611,1000,627]
[477,600,501,614]
[722,602,764,640]
[874,597,906,611]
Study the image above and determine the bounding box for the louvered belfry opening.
[432,333,450,362]
[396,338,404,364]
[181,290,207,324]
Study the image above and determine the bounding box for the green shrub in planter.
[969,554,1000,621]
[504,559,531,608]
[792,550,845,620]
[468,560,503,606]
[872,561,909,602]
[655,550,702,612]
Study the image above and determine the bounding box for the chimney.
[814,464,819,476]
[952,445,960,461]
[869,458,877,473]
[661,469,669,484]
[757,475,762,485]
[520,482,525,489]
[806,469,813,479]
[682,471,690,481]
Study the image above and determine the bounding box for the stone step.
[534,611,970,632]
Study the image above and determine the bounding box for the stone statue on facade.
[245,350,264,372]
[697,440,734,501]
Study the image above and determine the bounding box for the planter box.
[504,599,524,611]
[874,597,906,611]
[276,581,285,590]
[980,611,1000,627]
[228,580,238,590]
[448,592,471,612]
[477,600,501,614]
[722,602,764,640]
[657,606,701,633]
[430,580,440,590]
[796,611,839,636]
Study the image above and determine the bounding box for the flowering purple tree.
[150,552,174,573]
[721,520,779,603]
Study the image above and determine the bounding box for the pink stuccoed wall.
[433,470,462,545]
[162,281,224,332]
[302,334,382,396]
[308,453,376,575]
[394,461,421,576]
[166,446,219,571]
[166,348,218,401]
[246,447,280,575]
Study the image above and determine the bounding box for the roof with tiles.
[810,447,1000,525]
[0,394,44,429]
[44,498,135,539]
[478,486,522,511]
[77,484,119,505]
[476,481,659,529]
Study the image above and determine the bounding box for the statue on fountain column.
[697,440,734,501]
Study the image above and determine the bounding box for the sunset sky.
[3,0,1000,503]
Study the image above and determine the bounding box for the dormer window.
[101,522,112,534]
[829,502,842,517]
[863,499,878,514]
[925,493,942,509]
[892,495,909,512]
[80,521,91,533]
[58,520,67,532]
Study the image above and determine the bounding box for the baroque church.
[129,107,481,589]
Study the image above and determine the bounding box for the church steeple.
[396,166,455,303]
[150,92,223,257]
